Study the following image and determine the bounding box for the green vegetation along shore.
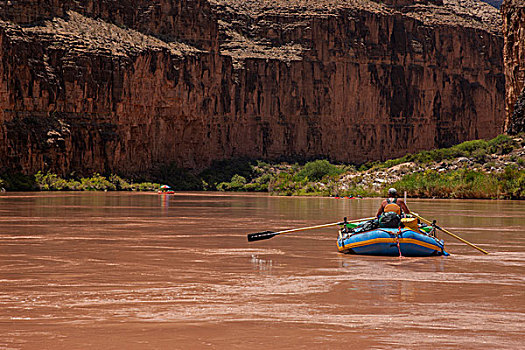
[1,134,524,199]
[0,172,159,192]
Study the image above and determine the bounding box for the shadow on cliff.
[147,158,257,191]
[0,172,36,191]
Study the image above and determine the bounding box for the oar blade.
[247,230,277,242]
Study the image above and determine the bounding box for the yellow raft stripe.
[338,237,441,252]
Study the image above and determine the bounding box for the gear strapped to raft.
[379,198,402,228]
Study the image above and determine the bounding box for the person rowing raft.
[376,188,410,228]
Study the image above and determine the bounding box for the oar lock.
[340,216,350,231]
[339,216,360,240]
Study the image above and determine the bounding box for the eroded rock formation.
[502,0,525,134]
[0,0,505,176]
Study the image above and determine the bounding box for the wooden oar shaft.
[277,222,340,235]
[247,216,376,242]
[274,217,376,236]
[414,214,488,254]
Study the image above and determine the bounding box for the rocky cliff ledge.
[0,0,505,176]
[502,0,525,134]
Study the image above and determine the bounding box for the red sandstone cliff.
[502,0,525,134]
[0,0,505,176]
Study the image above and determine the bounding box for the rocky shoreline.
[213,133,525,199]
[347,144,525,192]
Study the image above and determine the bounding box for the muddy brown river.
[1,192,524,349]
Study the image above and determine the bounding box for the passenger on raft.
[376,188,410,218]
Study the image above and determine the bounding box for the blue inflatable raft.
[337,226,448,257]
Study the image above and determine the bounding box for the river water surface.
[1,192,524,349]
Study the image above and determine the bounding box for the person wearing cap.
[376,188,410,218]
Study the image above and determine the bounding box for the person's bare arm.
[399,200,410,214]
[376,200,385,217]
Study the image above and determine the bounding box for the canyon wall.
[0,0,505,176]
[502,0,525,134]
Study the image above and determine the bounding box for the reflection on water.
[0,192,524,349]
[159,193,170,214]
[250,255,274,272]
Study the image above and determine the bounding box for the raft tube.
[337,227,448,257]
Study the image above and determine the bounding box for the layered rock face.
[0,0,71,23]
[0,0,222,174]
[0,0,505,176]
[502,0,525,134]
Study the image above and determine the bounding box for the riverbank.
[208,134,525,199]
[1,134,524,199]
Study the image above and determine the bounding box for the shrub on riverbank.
[294,159,344,181]
[392,167,525,199]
